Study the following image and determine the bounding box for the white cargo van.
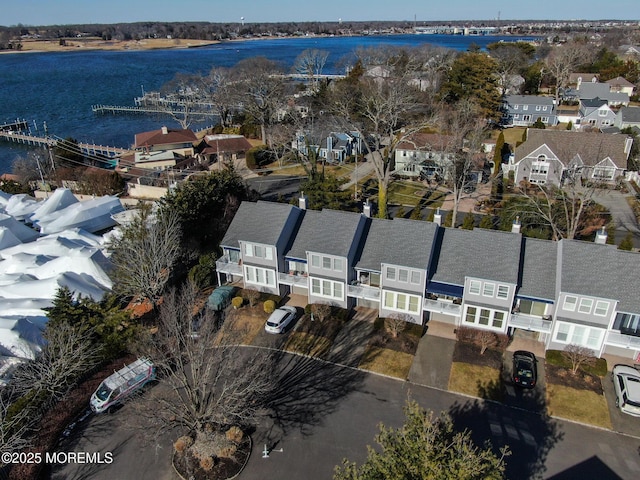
[90,358,156,413]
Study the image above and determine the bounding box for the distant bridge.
[0,131,130,158]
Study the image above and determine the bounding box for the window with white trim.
[311,278,344,300]
[386,267,396,281]
[243,243,273,260]
[244,265,276,287]
[553,321,604,350]
[469,280,481,295]
[483,283,495,297]
[563,296,577,311]
[536,105,541,111]
[594,301,609,317]
[497,285,509,299]
[398,269,409,283]
[523,105,529,111]
[578,298,593,314]
[410,271,421,285]
[383,291,421,314]
[310,253,344,272]
[463,305,506,330]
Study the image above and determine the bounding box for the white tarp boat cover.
[0,192,122,377]
[0,213,39,243]
[34,195,124,234]
[28,188,78,224]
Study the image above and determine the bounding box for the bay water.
[0,34,536,174]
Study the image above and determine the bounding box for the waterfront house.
[508,129,632,187]
[500,95,557,128]
[196,134,253,164]
[132,126,197,170]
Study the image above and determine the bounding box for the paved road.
[48,352,640,480]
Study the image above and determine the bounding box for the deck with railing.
[215,255,243,276]
[508,313,553,333]
[347,284,381,301]
[605,331,640,350]
[422,298,462,316]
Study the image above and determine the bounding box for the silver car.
[265,306,297,334]
[612,364,640,417]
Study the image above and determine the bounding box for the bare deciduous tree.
[439,100,488,227]
[562,344,596,375]
[0,389,34,455]
[384,313,408,339]
[544,42,592,105]
[108,204,182,308]
[293,49,329,92]
[242,289,260,307]
[134,281,275,442]
[11,322,98,401]
[329,48,438,218]
[310,303,332,322]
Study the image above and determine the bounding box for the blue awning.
[427,282,463,298]
[516,295,554,305]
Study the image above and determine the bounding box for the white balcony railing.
[422,298,462,316]
[278,272,309,288]
[605,331,640,350]
[215,255,243,276]
[508,313,553,333]
[347,284,381,301]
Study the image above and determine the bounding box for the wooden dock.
[0,131,130,158]
[92,104,216,117]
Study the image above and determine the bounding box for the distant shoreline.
[0,37,223,55]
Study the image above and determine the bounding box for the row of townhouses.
[216,199,640,362]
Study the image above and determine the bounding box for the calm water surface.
[0,34,537,174]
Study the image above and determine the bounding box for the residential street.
[49,351,640,480]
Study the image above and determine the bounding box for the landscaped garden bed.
[544,349,611,428]
[447,327,508,400]
[358,317,424,379]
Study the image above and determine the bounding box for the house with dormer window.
[393,133,454,178]
[216,201,302,295]
[351,218,439,324]
[509,129,633,187]
[282,207,367,309]
[578,98,616,130]
[549,240,640,359]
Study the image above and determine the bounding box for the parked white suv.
[612,364,640,417]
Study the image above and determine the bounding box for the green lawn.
[546,384,612,429]
[359,346,414,379]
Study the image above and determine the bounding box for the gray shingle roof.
[355,218,438,271]
[286,209,364,259]
[514,129,631,168]
[430,228,522,286]
[504,95,555,106]
[620,106,640,124]
[221,201,299,248]
[560,240,640,313]
[518,238,557,301]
